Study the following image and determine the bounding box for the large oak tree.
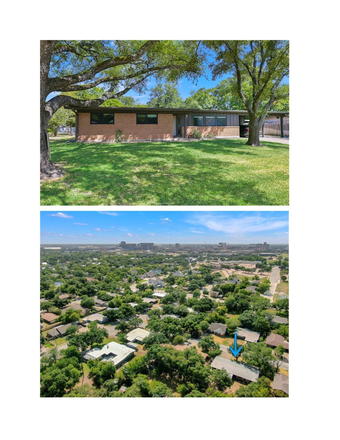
[40,40,204,174]
[207,40,289,146]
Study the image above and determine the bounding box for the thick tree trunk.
[40,41,63,176]
[245,116,262,146]
[40,113,51,173]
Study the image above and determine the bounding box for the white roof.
[236,327,260,343]
[153,292,167,298]
[211,357,260,382]
[84,341,134,366]
[126,328,150,342]
[83,313,108,324]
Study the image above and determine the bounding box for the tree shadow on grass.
[43,139,289,206]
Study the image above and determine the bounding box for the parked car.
[244,126,262,137]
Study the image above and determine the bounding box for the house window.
[217,116,227,126]
[136,114,158,124]
[194,116,204,126]
[206,116,216,126]
[90,113,114,124]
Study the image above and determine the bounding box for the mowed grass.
[40,138,289,205]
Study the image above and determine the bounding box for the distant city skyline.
[40,211,289,245]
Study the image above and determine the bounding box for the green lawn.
[40,138,289,205]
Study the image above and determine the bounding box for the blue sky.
[47,45,289,105]
[40,211,289,244]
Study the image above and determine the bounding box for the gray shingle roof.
[211,357,260,382]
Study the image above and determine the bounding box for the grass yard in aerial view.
[40,137,289,206]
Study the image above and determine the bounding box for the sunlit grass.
[41,138,289,206]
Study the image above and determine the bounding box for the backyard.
[40,138,289,206]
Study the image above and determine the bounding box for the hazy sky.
[40,211,289,244]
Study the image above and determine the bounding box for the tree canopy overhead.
[41,40,205,174]
[206,40,289,146]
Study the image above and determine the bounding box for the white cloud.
[160,218,172,223]
[94,228,101,231]
[84,234,93,236]
[98,212,119,216]
[50,212,73,219]
[188,214,288,235]
[148,232,156,236]
[126,232,138,237]
[74,223,87,225]
[149,223,155,225]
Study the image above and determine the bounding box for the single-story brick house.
[67,106,288,142]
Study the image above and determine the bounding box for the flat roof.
[84,341,134,366]
[153,292,167,298]
[126,328,150,342]
[211,357,260,382]
[83,313,108,323]
[236,327,261,343]
[66,106,288,117]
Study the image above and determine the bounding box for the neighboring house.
[161,314,179,320]
[142,297,158,304]
[69,106,288,142]
[94,298,108,308]
[55,323,73,337]
[83,341,134,367]
[211,357,260,383]
[272,373,289,395]
[62,304,89,315]
[153,292,167,298]
[126,328,150,343]
[148,278,165,288]
[82,313,109,324]
[272,315,288,325]
[209,323,227,336]
[173,271,184,277]
[245,286,257,293]
[46,328,60,339]
[235,327,261,343]
[41,313,59,324]
[145,269,162,277]
[265,333,289,351]
[210,290,223,298]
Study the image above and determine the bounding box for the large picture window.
[137,114,158,124]
[216,116,227,126]
[91,113,114,124]
[194,116,204,126]
[206,116,216,126]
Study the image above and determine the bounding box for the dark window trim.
[206,115,217,126]
[194,114,228,126]
[90,113,115,124]
[193,115,204,127]
[136,113,158,124]
[216,116,228,126]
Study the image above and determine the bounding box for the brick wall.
[186,126,240,137]
[78,112,173,142]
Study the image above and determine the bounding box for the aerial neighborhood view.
[40,211,289,397]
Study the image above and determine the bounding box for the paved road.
[261,266,281,303]
[270,266,281,294]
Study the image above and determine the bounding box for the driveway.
[261,136,289,144]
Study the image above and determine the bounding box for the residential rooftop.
[211,357,260,382]
[84,341,134,367]
[235,327,261,343]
